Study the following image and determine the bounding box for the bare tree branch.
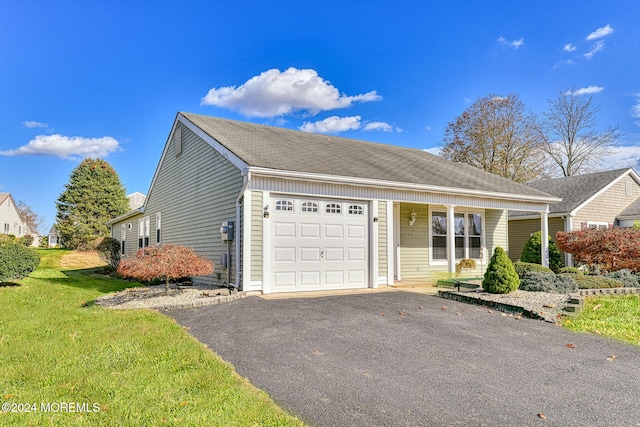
[541,86,621,176]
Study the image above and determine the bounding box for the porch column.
[565,215,573,267]
[540,210,549,268]
[447,205,456,274]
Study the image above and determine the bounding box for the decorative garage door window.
[301,201,319,213]
[325,203,341,214]
[275,200,294,212]
[348,204,364,215]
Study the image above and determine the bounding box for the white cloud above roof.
[299,116,399,134]
[22,120,48,129]
[586,24,614,40]
[565,86,604,96]
[0,134,120,160]
[300,116,363,133]
[201,67,382,118]
[497,36,524,49]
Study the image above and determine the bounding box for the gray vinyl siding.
[111,215,143,258]
[378,201,387,279]
[141,122,243,286]
[250,191,263,282]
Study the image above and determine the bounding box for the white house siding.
[250,190,263,288]
[0,195,26,238]
[131,122,243,286]
[377,201,388,283]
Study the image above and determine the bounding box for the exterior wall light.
[263,205,270,218]
[373,217,379,223]
[409,209,417,227]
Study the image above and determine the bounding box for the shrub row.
[519,272,578,293]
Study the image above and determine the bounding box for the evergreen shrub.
[482,247,519,294]
[558,266,583,275]
[513,261,553,279]
[520,231,564,272]
[561,274,623,289]
[0,240,41,282]
[604,269,640,288]
[519,272,577,293]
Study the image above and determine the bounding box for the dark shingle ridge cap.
[180,112,557,201]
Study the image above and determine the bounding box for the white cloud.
[604,145,640,170]
[632,95,640,126]
[363,121,398,132]
[497,36,524,49]
[586,24,614,41]
[584,40,605,59]
[22,120,48,129]
[300,116,363,133]
[565,86,604,96]
[0,134,121,160]
[425,126,432,131]
[563,43,577,52]
[201,67,382,118]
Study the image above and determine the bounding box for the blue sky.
[2,1,640,232]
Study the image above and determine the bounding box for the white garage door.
[270,197,369,292]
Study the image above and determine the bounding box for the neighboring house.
[127,192,146,210]
[108,112,558,294]
[0,193,27,238]
[508,168,640,266]
[48,225,60,248]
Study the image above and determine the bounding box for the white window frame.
[300,201,319,213]
[3,223,8,234]
[587,221,609,230]
[275,199,294,212]
[429,207,484,265]
[138,216,151,249]
[121,224,126,255]
[325,202,342,214]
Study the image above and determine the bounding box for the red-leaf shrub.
[117,244,214,293]
[556,228,640,272]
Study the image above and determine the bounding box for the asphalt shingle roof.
[510,168,631,216]
[181,113,556,201]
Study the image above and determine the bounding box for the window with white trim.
[275,200,294,212]
[301,201,318,213]
[325,203,341,214]
[587,221,609,230]
[348,204,364,215]
[138,216,150,248]
[431,210,483,261]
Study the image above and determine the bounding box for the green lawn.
[0,249,304,426]
[563,294,640,346]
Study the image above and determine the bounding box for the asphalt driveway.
[167,290,640,426]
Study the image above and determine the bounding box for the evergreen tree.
[520,231,563,273]
[56,159,130,250]
[482,247,520,294]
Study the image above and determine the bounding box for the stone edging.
[160,291,247,310]
[564,287,640,316]
[437,290,550,322]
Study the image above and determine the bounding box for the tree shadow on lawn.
[0,281,21,287]
[45,266,146,299]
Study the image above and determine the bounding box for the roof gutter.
[247,167,562,204]
[107,207,145,226]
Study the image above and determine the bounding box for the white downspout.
[235,169,251,290]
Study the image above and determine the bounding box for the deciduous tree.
[541,87,621,177]
[440,94,548,182]
[16,200,44,237]
[56,159,130,250]
[556,228,640,272]
[117,244,214,294]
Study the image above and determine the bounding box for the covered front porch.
[387,200,554,286]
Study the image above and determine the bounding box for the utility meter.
[220,221,234,242]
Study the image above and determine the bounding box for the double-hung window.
[431,210,483,261]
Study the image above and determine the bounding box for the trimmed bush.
[520,231,564,272]
[519,272,578,294]
[558,266,583,275]
[96,237,121,269]
[604,269,640,288]
[483,247,520,294]
[0,240,41,282]
[513,261,553,279]
[561,274,623,289]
